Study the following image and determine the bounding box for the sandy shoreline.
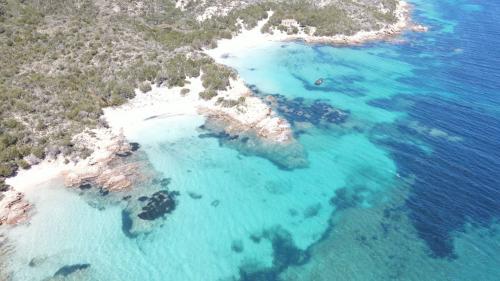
[207,0,426,61]
[1,0,423,226]
[1,74,295,225]
[272,1,427,46]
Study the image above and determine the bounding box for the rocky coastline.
[268,1,428,46]
[0,128,149,226]
[63,130,146,192]
[0,0,424,227]
[198,79,294,144]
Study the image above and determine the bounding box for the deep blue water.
[377,0,500,258]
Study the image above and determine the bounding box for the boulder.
[0,191,31,225]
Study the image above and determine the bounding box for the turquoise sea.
[1,0,500,280]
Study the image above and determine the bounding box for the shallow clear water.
[2,0,500,280]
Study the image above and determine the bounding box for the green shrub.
[199,90,217,100]
[16,159,30,169]
[139,82,152,93]
[0,163,14,177]
[0,146,20,162]
[0,179,10,192]
[201,63,236,91]
[31,146,45,159]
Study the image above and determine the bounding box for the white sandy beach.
[1,73,293,224]
[207,0,425,62]
[1,0,423,226]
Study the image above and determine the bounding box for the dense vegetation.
[263,0,398,36]
[0,0,399,186]
[0,0,245,183]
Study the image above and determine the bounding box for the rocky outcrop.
[64,162,144,192]
[266,1,428,46]
[200,106,293,144]
[0,190,31,225]
[64,130,147,192]
[199,79,294,144]
[410,24,428,33]
[197,79,308,169]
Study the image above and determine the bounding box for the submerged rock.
[152,177,172,188]
[121,210,137,239]
[211,199,220,207]
[330,187,365,210]
[250,233,262,243]
[200,118,308,170]
[188,192,203,199]
[53,263,90,277]
[137,190,178,221]
[78,183,92,190]
[120,189,179,238]
[267,94,349,126]
[303,203,322,218]
[239,226,308,280]
[28,256,48,267]
[231,240,244,253]
[129,142,140,151]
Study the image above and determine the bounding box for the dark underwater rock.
[53,263,90,277]
[160,178,171,187]
[211,199,220,207]
[188,192,203,199]
[78,183,92,190]
[303,203,322,218]
[330,187,365,210]
[200,120,309,170]
[152,177,172,188]
[98,188,109,196]
[231,240,244,253]
[267,94,349,126]
[137,190,178,221]
[121,210,137,238]
[250,233,262,243]
[314,78,324,85]
[239,226,308,280]
[129,142,140,151]
[115,151,132,157]
[28,256,48,267]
